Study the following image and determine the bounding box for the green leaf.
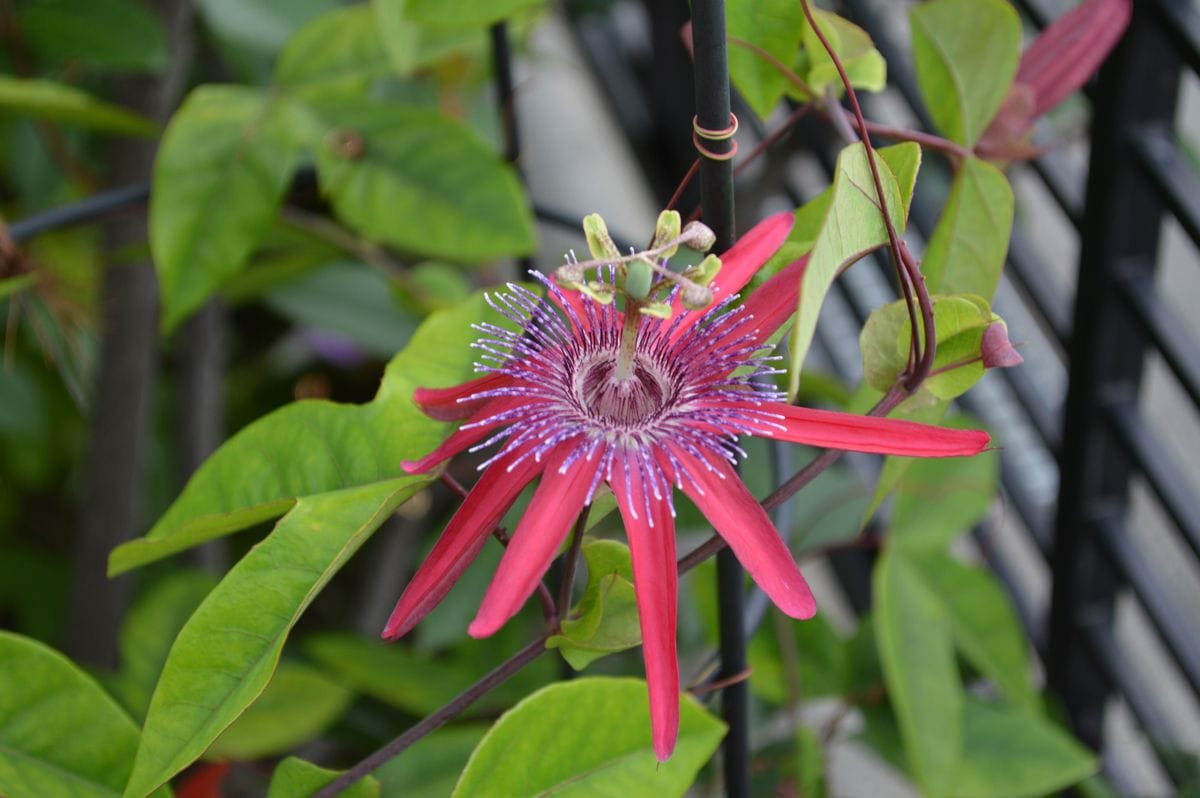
[0,75,156,136]
[123,476,428,798]
[911,553,1035,708]
[800,10,886,97]
[370,1,483,73]
[274,6,394,97]
[208,660,354,759]
[874,549,961,797]
[890,420,998,550]
[0,273,37,301]
[922,156,1014,298]
[399,0,543,26]
[747,609,847,704]
[451,677,725,797]
[910,0,1021,147]
[953,698,1097,797]
[262,261,416,360]
[151,85,300,332]
[268,757,379,798]
[111,570,218,720]
[787,142,919,397]
[547,538,643,669]
[20,0,168,73]
[109,290,493,574]
[0,631,150,798]
[376,725,488,798]
[301,98,535,261]
[727,0,805,119]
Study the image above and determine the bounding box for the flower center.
[575,351,672,427]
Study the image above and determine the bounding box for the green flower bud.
[651,210,682,260]
[583,213,621,262]
[625,256,653,300]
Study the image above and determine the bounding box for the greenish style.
[267,757,379,798]
[208,660,355,759]
[150,85,300,332]
[910,0,1021,148]
[0,75,157,136]
[0,632,165,798]
[109,291,496,574]
[874,549,962,798]
[787,142,920,398]
[122,476,429,798]
[547,539,643,669]
[451,678,725,797]
[922,156,1014,298]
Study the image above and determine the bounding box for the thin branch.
[556,505,590,620]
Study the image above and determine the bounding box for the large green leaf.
[273,5,394,97]
[122,476,428,798]
[546,538,642,669]
[799,10,886,97]
[451,677,725,797]
[0,75,156,136]
[922,156,1013,297]
[109,290,494,574]
[910,0,1021,148]
[267,757,379,798]
[208,660,354,759]
[151,85,300,332]
[0,632,160,798]
[953,698,1097,797]
[305,98,535,261]
[20,0,167,73]
[874,549,961,798]
[787,142,919,398]
[727,0,805,119]
[912,553,1035,708]
[110,570,218,720]
[376,726,488,798]
[398,0,543,26]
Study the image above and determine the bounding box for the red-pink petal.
[402,395,528,474]
[670,212,795,324]
[732,401,991,457]
[414,372,514,421]
[740,255,809,347]
[467,446,597,638]
[612,451,679,762]
[382,444,545,640]
[670,448,816,619]
[1017,0,1132,116]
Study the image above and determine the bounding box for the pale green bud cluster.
[553,210,723,318]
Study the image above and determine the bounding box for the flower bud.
[651,210,682,260]
[583,213,621,262]
[680,221,716,252]
[981,321,1023,368]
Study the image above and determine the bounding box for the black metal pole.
[690,0,746,794]
[489,20,533,280]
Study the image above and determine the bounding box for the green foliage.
[0,75,157,136]
[208,660,355,759]
[0,631,162,798]
[798,10,886,97]
[268,757,379,798]
[727,0,805,119]
[375,726,488,797]
[398,0,544,26]
[921,156,1014,297]
[451,678,725,796]
[547,538,643,669]
[910,0,1021,147]
[747,609,847,704]
[19,0,168,73]
[787,142,920,398]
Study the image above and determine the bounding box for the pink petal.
[467,445,598,638]
[729,401,991,457]
[402,395,528,474]
[670,212,795,324]
[382,443,546,640]
[669,447,817,619]
[414,372,515,421]
[1017,0,1132,116]
[612,451,679,762]
[739,255,809,348]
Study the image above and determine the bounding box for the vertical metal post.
[690,0,746,794]
[490,21,533,279]
[1048,7,1180,747]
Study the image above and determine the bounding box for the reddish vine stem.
[556,506,590,621]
